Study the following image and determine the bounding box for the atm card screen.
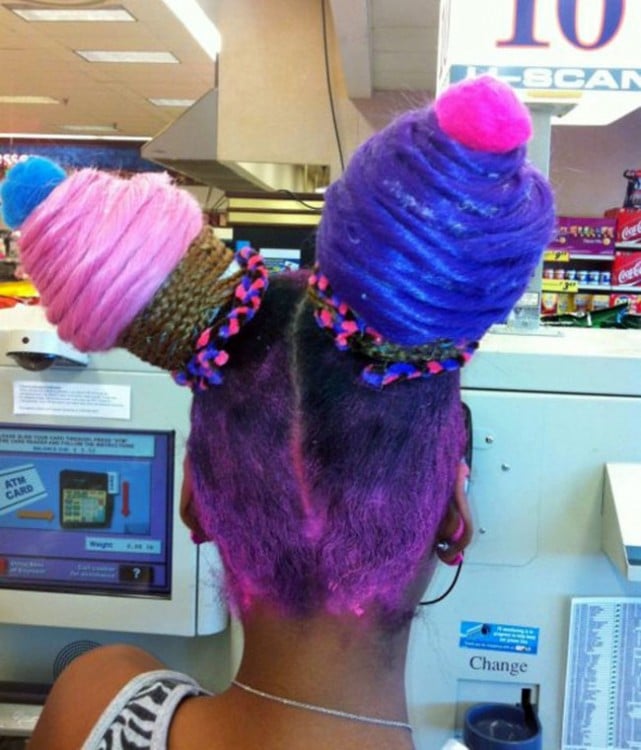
[0,426,174,597]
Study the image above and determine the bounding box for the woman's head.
[185,274,467,624]
[0,75,555,627]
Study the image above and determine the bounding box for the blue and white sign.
[440,0,641,125]
[450,65,641,94]
[460,620,540,654]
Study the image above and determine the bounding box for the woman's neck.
[234,604,414,742]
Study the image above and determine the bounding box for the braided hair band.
[307,267,478,389]
[176,244,268,391]
[117,226,269,391]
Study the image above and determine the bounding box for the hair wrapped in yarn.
[187,274,467,623]
[0,76,556,626]
[308,268,478,389]
[314,74,556,350]
[187,76,553,618]
[0,158,268,387]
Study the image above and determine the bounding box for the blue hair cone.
[0,157,66,229]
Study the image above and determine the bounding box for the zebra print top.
[77,669,470,750]
[80,670,211,750]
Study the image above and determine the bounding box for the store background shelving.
[541,216,641,315]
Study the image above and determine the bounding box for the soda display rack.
[541,217,640,315]
[542,249,639,295]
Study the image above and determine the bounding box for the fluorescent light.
[61,124,119,133]
[160,0,221,61]
[0,95,59,104]
[9,6,135,22]
[0,132,149,142]
[149,98,196,107]
[76,50,179,63]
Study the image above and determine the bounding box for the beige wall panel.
[215,0,375,177]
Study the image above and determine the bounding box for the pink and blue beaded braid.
[308,268,478,389]
[174,246,269,391]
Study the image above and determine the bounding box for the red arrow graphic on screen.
[121,481,130,517]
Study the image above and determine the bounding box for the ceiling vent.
[141,89,328,194]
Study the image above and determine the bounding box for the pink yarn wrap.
[18,169,204,352]
[434,74,532,153]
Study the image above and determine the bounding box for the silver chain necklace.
[231,679,413,732]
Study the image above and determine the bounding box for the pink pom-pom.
[434,75,532,153]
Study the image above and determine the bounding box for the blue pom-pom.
[0,157,66,229]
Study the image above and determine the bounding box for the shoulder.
[28,643,168,750]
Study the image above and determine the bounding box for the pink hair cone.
[18,169,204,352]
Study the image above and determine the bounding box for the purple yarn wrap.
[315,104,556,346]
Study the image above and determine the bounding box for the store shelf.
[544,249,615,262]
[542,280,578,293]
[610,285,641,293]
[615,243,641,250]
[569,252,615,261]
[576,285,612,293]
[542,281,641,294]
[543,219,641,311]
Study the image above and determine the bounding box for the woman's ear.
[435,461,473,565]
[180,455,208,543]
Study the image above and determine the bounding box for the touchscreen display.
[0,426,174,597]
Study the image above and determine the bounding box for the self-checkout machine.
[0,293,231,740]
[407,2,641,749]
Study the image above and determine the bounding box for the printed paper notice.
[14,381,131,420]
[562,597,641,750]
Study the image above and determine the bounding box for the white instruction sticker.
[14,382,131,420]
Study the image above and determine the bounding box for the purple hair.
[2,75,555,628]
[187,274,466,623]
[316,76,555,347]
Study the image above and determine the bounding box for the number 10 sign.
[438,0,641,126]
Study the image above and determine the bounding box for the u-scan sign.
[439,0,641,122]
[450,65,641,93]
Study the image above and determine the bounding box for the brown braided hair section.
[117,226,243,371]
[307,273,473,364]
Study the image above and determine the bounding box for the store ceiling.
[0,0,440,141]
[0,0,216,139]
